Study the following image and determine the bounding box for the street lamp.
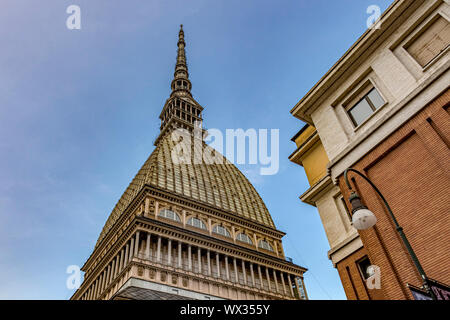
[343,168,434,299]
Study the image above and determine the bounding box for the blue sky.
[0,0,393,299]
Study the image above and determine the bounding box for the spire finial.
[171,24,191,97]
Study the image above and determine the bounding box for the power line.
[285,234,334,300]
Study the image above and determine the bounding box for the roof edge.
[290,0,420,122]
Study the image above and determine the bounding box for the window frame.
[212,225,231,238]
[346,87,385,127]
[236,233,253,245]
[186,216,208,230]
[258,240,274,252]
[356,256,374,281]
[403,13,450,69]
[159,208,181,222]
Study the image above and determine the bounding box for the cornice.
[135,216,306,274]
[145,184,286,237]
[75,215,306,299]
[290,0,426,123]
[89,183,287,271]
[299,174,334,206]
[288,131,320,163]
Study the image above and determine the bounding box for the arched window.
[159,209,181,222]
[236,233,253,245]
[212,225,231,238]
[186,217,207,230]
[258,240,274,252]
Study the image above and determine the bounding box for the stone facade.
[289,125,363,296]
[71,25,307,300]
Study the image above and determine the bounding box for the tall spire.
[171,24,192,97]
[155,25,203,146]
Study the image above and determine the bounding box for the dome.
[96,132,275,247]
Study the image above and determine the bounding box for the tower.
[71,25,307,300]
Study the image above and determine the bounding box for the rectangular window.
[347,87,385,126]
[405,15,450,67]
[357,256,373,280]
[339,196,352,221]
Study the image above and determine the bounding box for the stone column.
[97,278,101,299]
[109,260,116,284]
[134,231,140,257]
[111,256,117,279]
[197,247,202,273]
[242,260,247,285]
[91,284,95,300]
[145,233,151,259]
[157,236,162,262]
[104,268,109,291]
[231,226,236,243]
[287,274,294,297]
[178,242,182,268]
[233,257,238,283]
[98,275,104,299]
[188,244,192,271]
[91,281,96,300]
[104,267,110,292]
[265,267,271,290]
[119,248,124,271]
[92,280,98,300]
[182,210,186,227]
[295,277,302,299]
[273,269,279,292]
[168,239,172,265]
[100,269,107,295]
[91,285,95,300]
[274,241,279,257]
[207,250,211,276]
[129,238,135,260]
[281,272,287,295]
[144,197,150,217]
[300,277,308,299]
[114,255,119,278]
[102,269,108,294]
[97,273,103,298]
[216,253,220,278]
[124,243,129,267]
[95,278,101,299]
[250,263,255,287]
[225,256,230,281]
[258,265,263,289]
[154,201,159,219]
[97,278,102,299]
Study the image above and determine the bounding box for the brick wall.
[338,88,450,300]
[336,247,386,300]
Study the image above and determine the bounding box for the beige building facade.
[292,0,449,182]
[289,126,363,270]
[290,0,449,299]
